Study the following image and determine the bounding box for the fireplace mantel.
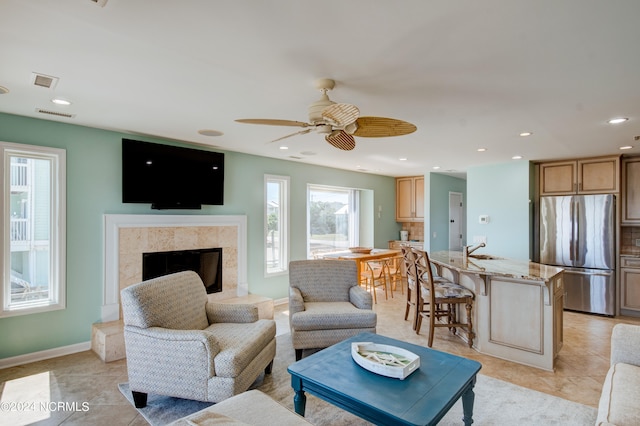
[102,214,247,322]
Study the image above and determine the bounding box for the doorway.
[449,192,463,250]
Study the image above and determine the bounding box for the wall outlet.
[636,239,640,247]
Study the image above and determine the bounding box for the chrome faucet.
[463,242,486,258]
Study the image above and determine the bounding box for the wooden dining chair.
[361,259,391,304]
[411,247,475,348]
[387,254,404,296]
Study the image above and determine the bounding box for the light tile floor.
[2,284,639,425]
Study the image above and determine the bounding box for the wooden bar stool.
[411,247,475,348]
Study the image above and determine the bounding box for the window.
[307,185,359,258]
[1,142,66,317]
[264,175,289,276]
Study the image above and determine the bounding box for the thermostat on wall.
[479,215,490,224]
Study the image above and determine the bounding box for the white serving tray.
[351,342,420,380]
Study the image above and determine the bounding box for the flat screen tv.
[122,138,224,209]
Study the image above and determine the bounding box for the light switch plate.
[636,239,640,247]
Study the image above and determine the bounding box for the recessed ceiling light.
[197,129,224,137]
[608,117,628,124]
[399,157,407,161]
[512,155,523,160]
[477,148,487,152]
[519,132,532,137]
[279,146,288,150]
[620,145,633,150]
[432,166,441,170]
[51,98,71,106]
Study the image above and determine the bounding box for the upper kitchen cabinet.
[396,176,424,222]
[539,156,620,196]
[622,156,640,224]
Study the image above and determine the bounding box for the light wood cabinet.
[539,156,620,196]
[621,256,640,313]
[621,157,640,224]
[396,176,424,222]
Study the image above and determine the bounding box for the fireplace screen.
[142,248,222,294]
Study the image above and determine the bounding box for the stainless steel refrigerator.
[539,194,615,316]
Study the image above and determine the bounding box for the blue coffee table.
[287,332,481,426]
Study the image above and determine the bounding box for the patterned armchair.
[289,259,377,360]
[121,271,276,408]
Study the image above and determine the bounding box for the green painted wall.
[466,161,533,260]
[428,173,467,252]
[0,112,400,359]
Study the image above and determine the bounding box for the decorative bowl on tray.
[351,342,420,380]
[349,247,373,254]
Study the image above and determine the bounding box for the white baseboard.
[0,341,91,370]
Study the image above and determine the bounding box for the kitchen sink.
[468,254,503,260]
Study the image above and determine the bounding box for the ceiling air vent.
[31,73,59,89]
[35,108,75,119]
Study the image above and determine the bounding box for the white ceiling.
[1,0,639,178]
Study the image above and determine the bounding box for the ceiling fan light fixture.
[316,124,333,134]
[344,122,358,134]
[308,93,335,123]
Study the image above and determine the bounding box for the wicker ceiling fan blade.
[321,103,360,127]
[235,118,311,127]
[325,130,356,151]
[353,116,417,137]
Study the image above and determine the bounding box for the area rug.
[119,333,597,425]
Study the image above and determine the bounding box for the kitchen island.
[428,250,564,371]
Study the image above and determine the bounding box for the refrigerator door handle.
[569,198,576,262]
[573,198,579,264]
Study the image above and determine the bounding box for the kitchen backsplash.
[621,226,640,255]
[400,222,424,241]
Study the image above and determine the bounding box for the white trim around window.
[1,142,66,318]
[264,174,289,277]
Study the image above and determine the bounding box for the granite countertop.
[429,250,564,283]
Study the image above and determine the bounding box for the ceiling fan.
[235,78,417,151]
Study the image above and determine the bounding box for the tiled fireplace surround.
[92,214,273,362]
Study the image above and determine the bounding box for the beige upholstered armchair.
[288,259,377,360]
[121,271,276,408]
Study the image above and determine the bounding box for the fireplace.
[102,214,248,323]
[143,247,222,294]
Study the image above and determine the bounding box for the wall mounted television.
[122,138,224,209]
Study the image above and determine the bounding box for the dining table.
[321,248,401,280]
